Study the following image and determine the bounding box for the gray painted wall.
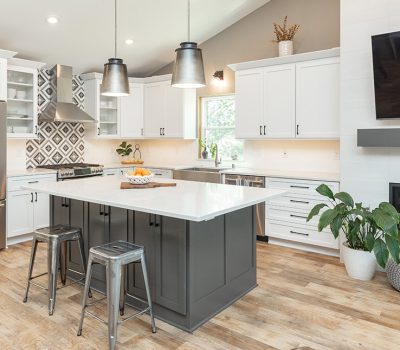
[154,0,340,97]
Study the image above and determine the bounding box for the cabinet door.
[52,196,70,226]
[155,216,187,315]
[144,82,165,138]
[7,191,34,237]
[129,212,156,299]
[235,69,264,139]
[0,58,6,101]
[164,84,183,138]
[33,192,50,230]
[120,83,144,138]
[263,64,295,138]
[295,58,340,139]
[87,203,107,282]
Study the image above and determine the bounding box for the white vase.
[278,40,294,57]
[342,242,376,281]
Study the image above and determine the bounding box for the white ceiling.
[0,0,270,76]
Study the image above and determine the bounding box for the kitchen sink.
[173,166,230,183]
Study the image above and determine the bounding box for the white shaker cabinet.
[7,173,57,242]
[230,48,340,140]
[144,81,166,138]
[120,83,144,138]
[144,77,196,139]
[263,64,296,138]
[235,69,264,139]
[295,57,340,139]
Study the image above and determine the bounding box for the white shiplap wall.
[340,0,400,207]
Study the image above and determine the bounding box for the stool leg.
[141,253,156,333]
[23,237,38,303]
[59,241,67,286]
[77,254,93,336]
[119,264,127,316]
[48,239,59,316]
[107,261,122,350]
[77,234,92,298]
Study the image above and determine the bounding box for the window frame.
[198,94,236,159]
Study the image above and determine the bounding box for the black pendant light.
[171,0,206,88]
[101,0,130,96]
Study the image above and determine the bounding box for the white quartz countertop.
[7,168,58,177]
[103,163,190,170]
[220,168,340,182]
[23,176,286,222]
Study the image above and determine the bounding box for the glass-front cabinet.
[6,60,42,139]
[98,91,119,137]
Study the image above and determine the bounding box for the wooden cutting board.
[120,182,177,189]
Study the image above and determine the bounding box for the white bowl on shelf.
[125,172,154,185]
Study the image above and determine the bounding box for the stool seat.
[90,241,143,262]
[34,225,82,241]
[77,240,156,350]
[23,225,89,315]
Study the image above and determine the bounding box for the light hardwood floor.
[0,241,399,350]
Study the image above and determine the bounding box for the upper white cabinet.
[144,77,196,139]
[295,57,340,139]
[0,58,7,101]
[83,73,196,140]
[6,58,44,139]
[83,74,145,139]
[120,83,144,138]
[230,48,340,140]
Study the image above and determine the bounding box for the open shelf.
[7,81,33,87]
[8,98,34,103]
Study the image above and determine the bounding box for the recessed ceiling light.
[125,39,134,45]
[47,16,59,24]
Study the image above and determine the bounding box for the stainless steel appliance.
[37,163,104,181]
[0,101,6,249]
[223,174,267,240]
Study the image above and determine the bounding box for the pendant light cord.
[187,0,190,42]
[115,0,117,57]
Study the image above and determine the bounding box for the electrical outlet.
[333,151,340,160]
[282,149,288,158]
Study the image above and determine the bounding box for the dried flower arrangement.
[273,16,300,42]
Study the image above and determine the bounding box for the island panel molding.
[26,70,85,168]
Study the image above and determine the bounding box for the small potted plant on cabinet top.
[308,184,400,281]
[273,16,300,57]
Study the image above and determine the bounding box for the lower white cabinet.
[265,177,340,251]
[7,174,56,239]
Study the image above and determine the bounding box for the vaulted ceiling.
[0,0,270,76]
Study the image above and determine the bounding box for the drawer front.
[8,174,57,192]
[266,220,338,249]
[103,168,120,176]
[266,177,339,198]
[148,168,173,179]
[267,195,329,211]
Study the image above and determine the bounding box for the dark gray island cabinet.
[51,196,256,332]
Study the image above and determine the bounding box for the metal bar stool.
[23,224,90,315]
[77,240,156,350]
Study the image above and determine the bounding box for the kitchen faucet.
[214,143,222,167]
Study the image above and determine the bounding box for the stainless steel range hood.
[39,65,96,123]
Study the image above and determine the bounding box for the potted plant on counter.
[116,141,133,163]
[307,184,400,281]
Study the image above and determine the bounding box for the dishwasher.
[223,174,267,241]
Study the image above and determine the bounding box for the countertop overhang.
[23,176,286,222]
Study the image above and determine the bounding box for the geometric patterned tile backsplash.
[26,70,86,168]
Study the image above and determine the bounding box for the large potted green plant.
[308,184,400,280]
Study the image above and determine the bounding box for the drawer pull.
[290,230,309,236]
[290,199,310,204]
[106,173,115,176]
[290,214,308,219]
[28,181,39,184]
[290,185,310,189]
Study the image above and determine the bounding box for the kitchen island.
[24,176,285,332]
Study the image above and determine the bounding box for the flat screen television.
[372,31,400,119]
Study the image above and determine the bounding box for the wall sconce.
[212,70,225,87]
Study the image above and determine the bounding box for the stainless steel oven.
[223,174,266,240]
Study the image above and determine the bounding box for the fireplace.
[389,183,400,211]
